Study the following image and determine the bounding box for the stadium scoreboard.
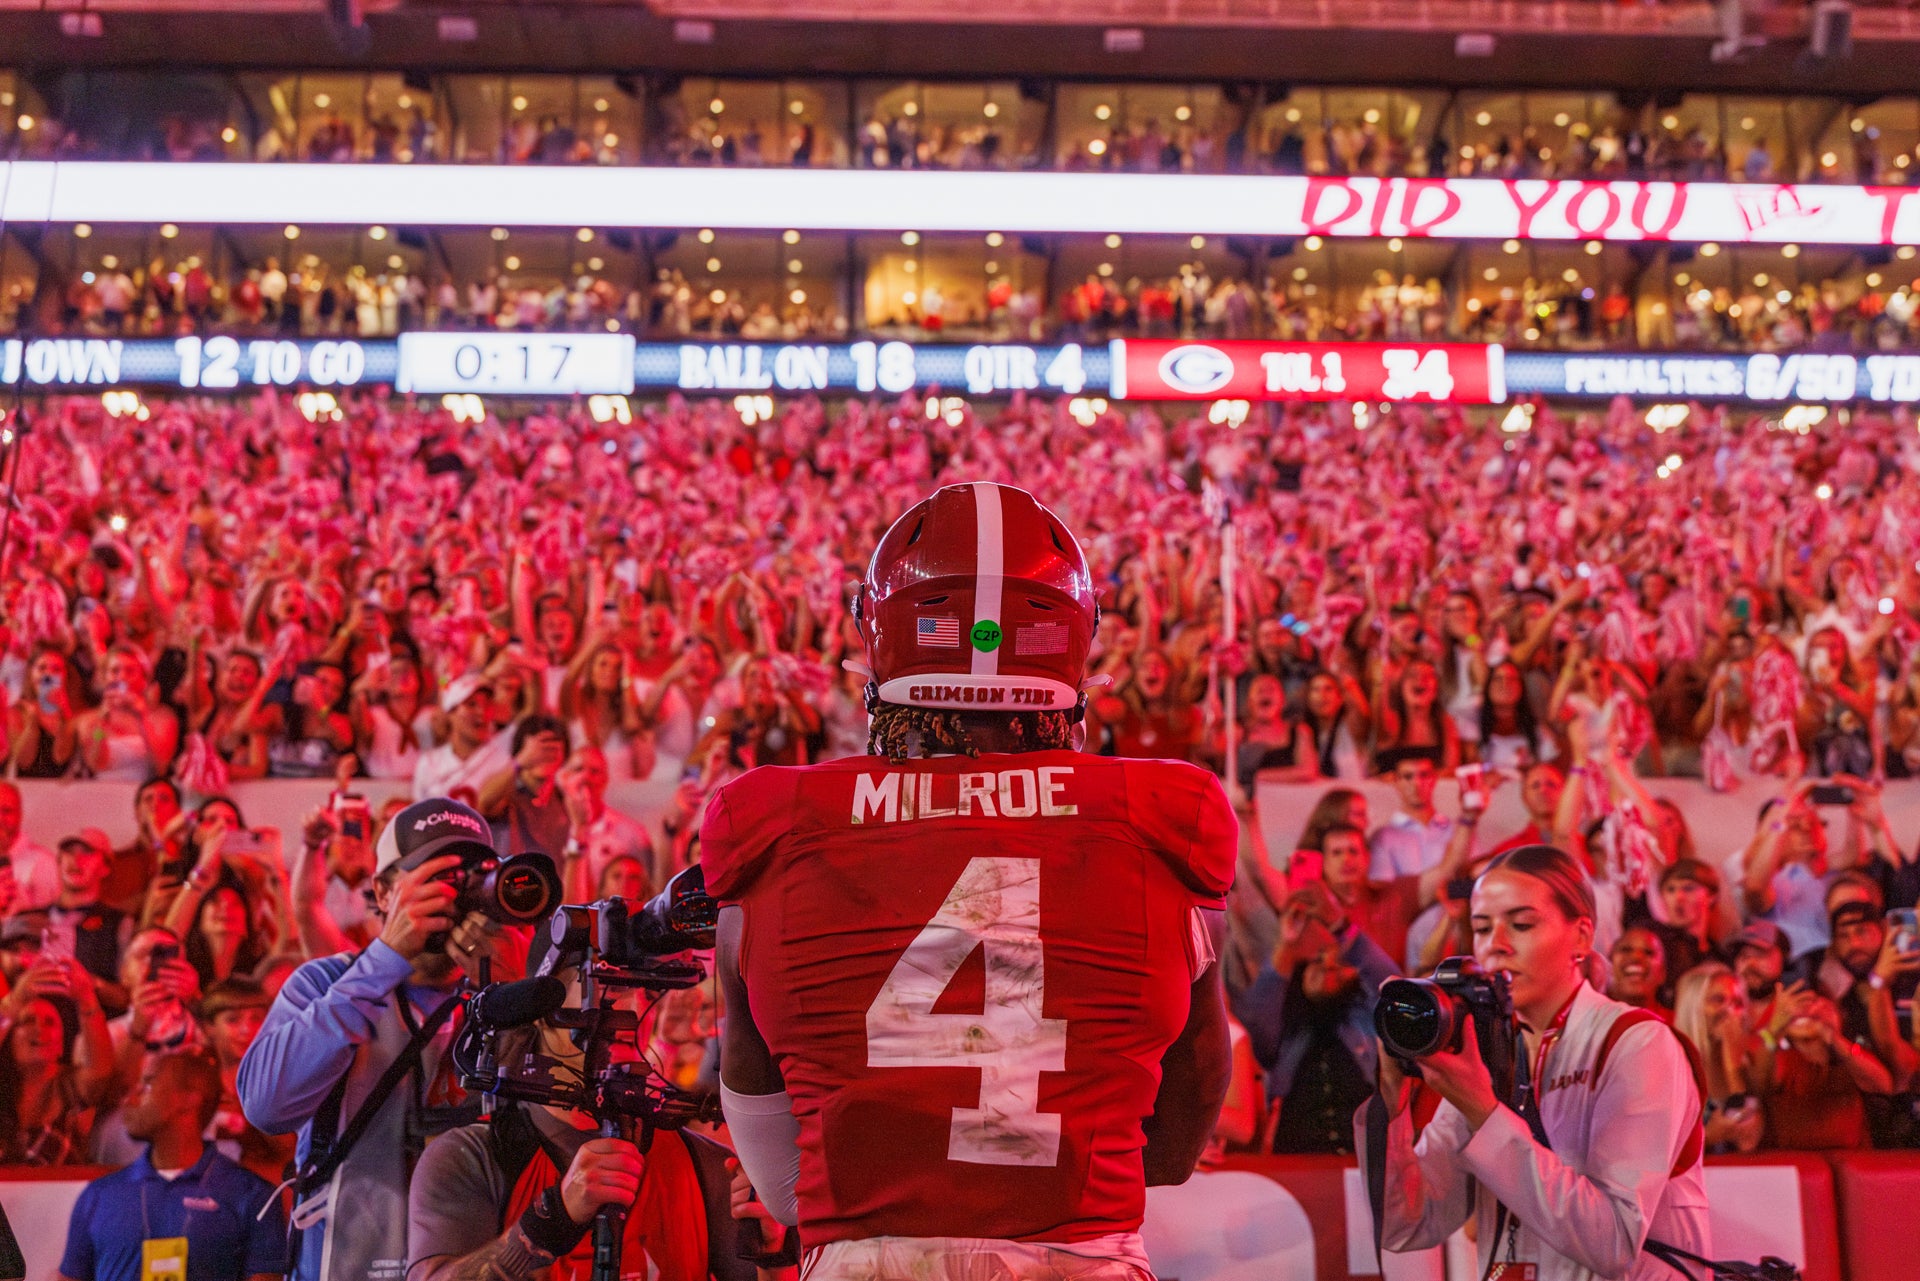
[8,335,1920,406]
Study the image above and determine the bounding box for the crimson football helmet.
[854,482,1097,713]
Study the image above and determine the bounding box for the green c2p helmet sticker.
[971,620,1002,652]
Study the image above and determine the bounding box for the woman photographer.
[1361,844,1709,1281]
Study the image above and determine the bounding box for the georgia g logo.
[1157,344,1236,395]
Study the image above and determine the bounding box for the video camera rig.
[453,866,724,1281]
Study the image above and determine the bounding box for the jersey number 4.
[865,856,1069,1167]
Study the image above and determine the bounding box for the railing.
[0,1151,1888,1281]
[639,0,1716,31]
[633,0,1920,39]
[0,0,400,11]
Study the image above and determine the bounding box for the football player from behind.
[707,482,1236,1281]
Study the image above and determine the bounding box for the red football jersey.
[702,749,1236,1249]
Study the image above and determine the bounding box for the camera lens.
[1375,978,1454,1059]
[494,863,555,921]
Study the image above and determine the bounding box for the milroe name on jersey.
[851,766,1080,825]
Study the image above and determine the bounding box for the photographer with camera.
[406,937,770,1281]
[1359,844,1712,1281]
[236,798,531,1281]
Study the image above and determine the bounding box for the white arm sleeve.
[720,1083,802,1228]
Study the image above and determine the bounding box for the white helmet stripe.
[970,481,1005,678]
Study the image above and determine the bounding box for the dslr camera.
[1374,957,1520,1100]
[379,797,561,929]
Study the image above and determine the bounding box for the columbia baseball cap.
[374,797,496,877]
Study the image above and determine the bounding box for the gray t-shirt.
[407,1105,754,1281]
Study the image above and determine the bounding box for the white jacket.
[1356,982,1711,1281]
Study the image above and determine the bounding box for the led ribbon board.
[6,163,1920,244]
[8,335,1920,404]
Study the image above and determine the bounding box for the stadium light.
[1208,400,1251,428]
[441,394,486,424]
[587,395,633,424]
[1644,404,1689,431]
[100,390,147,420]
[297,392,342,423]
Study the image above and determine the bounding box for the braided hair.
[867,703,1076,762]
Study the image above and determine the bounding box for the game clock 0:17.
[397,332,636,396]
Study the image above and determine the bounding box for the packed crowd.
[1430,120,1899,186]
[10,92,1916,187]
[0,381,1917,1197]
[26,254,1920,355]
[37,262,851,344]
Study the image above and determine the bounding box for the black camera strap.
[1364,1089,1390,1261]
[1644,1239,1803,1281]
[1363,1072,1475,1270]
[299,989,464,1196]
